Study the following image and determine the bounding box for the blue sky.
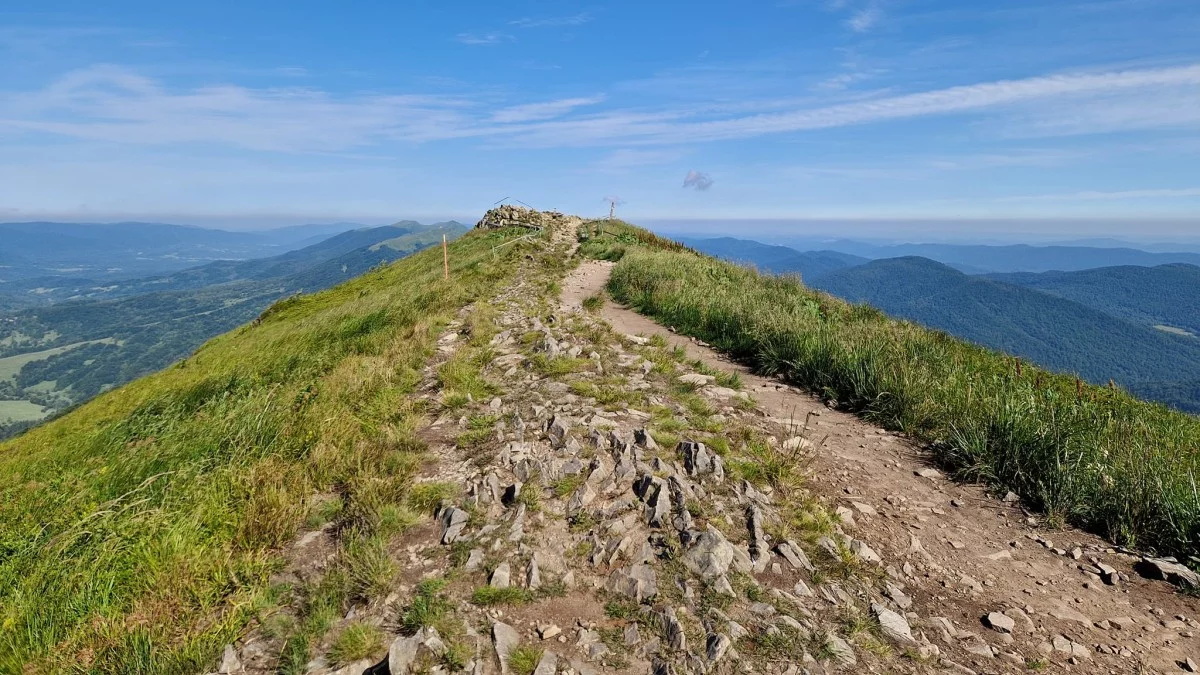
[2,1,1200,236]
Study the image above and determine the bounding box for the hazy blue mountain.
[0,220,368,282]
[680,236,867,280]
[0,222,466,437]
[988,264,1200,336]
[809,256,1200,412]
[764,238,1200,273]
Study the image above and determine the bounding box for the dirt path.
[565,259,1200,674]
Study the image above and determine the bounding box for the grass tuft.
[328,623,386,666]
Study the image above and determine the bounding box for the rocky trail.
[215,216,1200,675]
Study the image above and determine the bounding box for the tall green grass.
[0,226,536,673]
[605,240,1200,562]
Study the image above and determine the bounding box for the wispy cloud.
[455,31,514,46]
[592,148,685,172]
[509,13,592,29]
[4,63,1199,153]
[996,187,1200,202]
[846,2,883,31]
[491,96,606,123]
[683,170,714,190]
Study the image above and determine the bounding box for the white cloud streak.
[491,96,606,123]
[996,187,1200,202]
[2,63,1199,153]
[455,31,514,45]
[509,13,592,28]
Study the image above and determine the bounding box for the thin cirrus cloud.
[491,96,607,124]
[454,31,514,46]
[3,63,1200,153]
[994,187,1200,202]
[509,13,592,29]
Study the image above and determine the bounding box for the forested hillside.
[0,223,466,438]
[809,257,1200,412]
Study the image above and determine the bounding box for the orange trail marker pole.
[443,234,449,280]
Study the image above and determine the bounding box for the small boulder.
[984,612,1015,634]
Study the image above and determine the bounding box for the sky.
[2,0,1200,238]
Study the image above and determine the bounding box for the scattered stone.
[850,539,881,564]
[490,562,512,589]
[493,622,521,674]
[439,507,469,544]
[706,633,733,663]
[664,611,687,651]
[538,623,562,640]
[682,526,750,578]
[776,540,815,572]
[606,563,658,602]
[389,627,447,674]
[984,612,1015,634]
[532,650,557,675]
[872,603,916,644]
[824,635,857,666]
[915,468,943,479]
[1135,557,1200,590]
[678,373,716,386]
[218,645,242,674]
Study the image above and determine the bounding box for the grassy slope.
[0,226,532,673]
[592,221,1200,564]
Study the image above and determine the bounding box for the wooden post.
[442,234,449,281]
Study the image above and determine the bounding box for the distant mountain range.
[0,221,467,437]
[685,235,1200,413]
[678,237,867,279]
[0,220,377,284]
[713,237,1200,273]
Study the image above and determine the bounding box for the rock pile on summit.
[475,205,574,231]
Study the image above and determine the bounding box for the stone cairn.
[475,205,574,231]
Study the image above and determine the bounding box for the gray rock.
[218,645,242,674]
[389,627,447,674]
[546,415,571,449]
[440,507,469,544]
[490,562,511,589]
[776,541,815,571]
[527,556,541,589]
[493,622,521,674]
[849,539,881,564]
[663,611,687,651]
[679,373,715,386]
[984,612,1015,634]
[825,635,857,666]
[680,440,713,476]
[706,633,732,663]
[1135,557,1200,589]
[713,574,736,597]
[682,526,751,578]
[465,548,485,572]
[872,603,916,644]
[532,650,557,675]
[634,427,659,451]
[606,563,658,602]
[883,582,911,610]
[567,481,597,515]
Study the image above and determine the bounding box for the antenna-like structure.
[603,196,622,220]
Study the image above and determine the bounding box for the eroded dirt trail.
[564,259,1200,674]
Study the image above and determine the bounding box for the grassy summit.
[589,220,1200,562]
[0,226,534,673]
